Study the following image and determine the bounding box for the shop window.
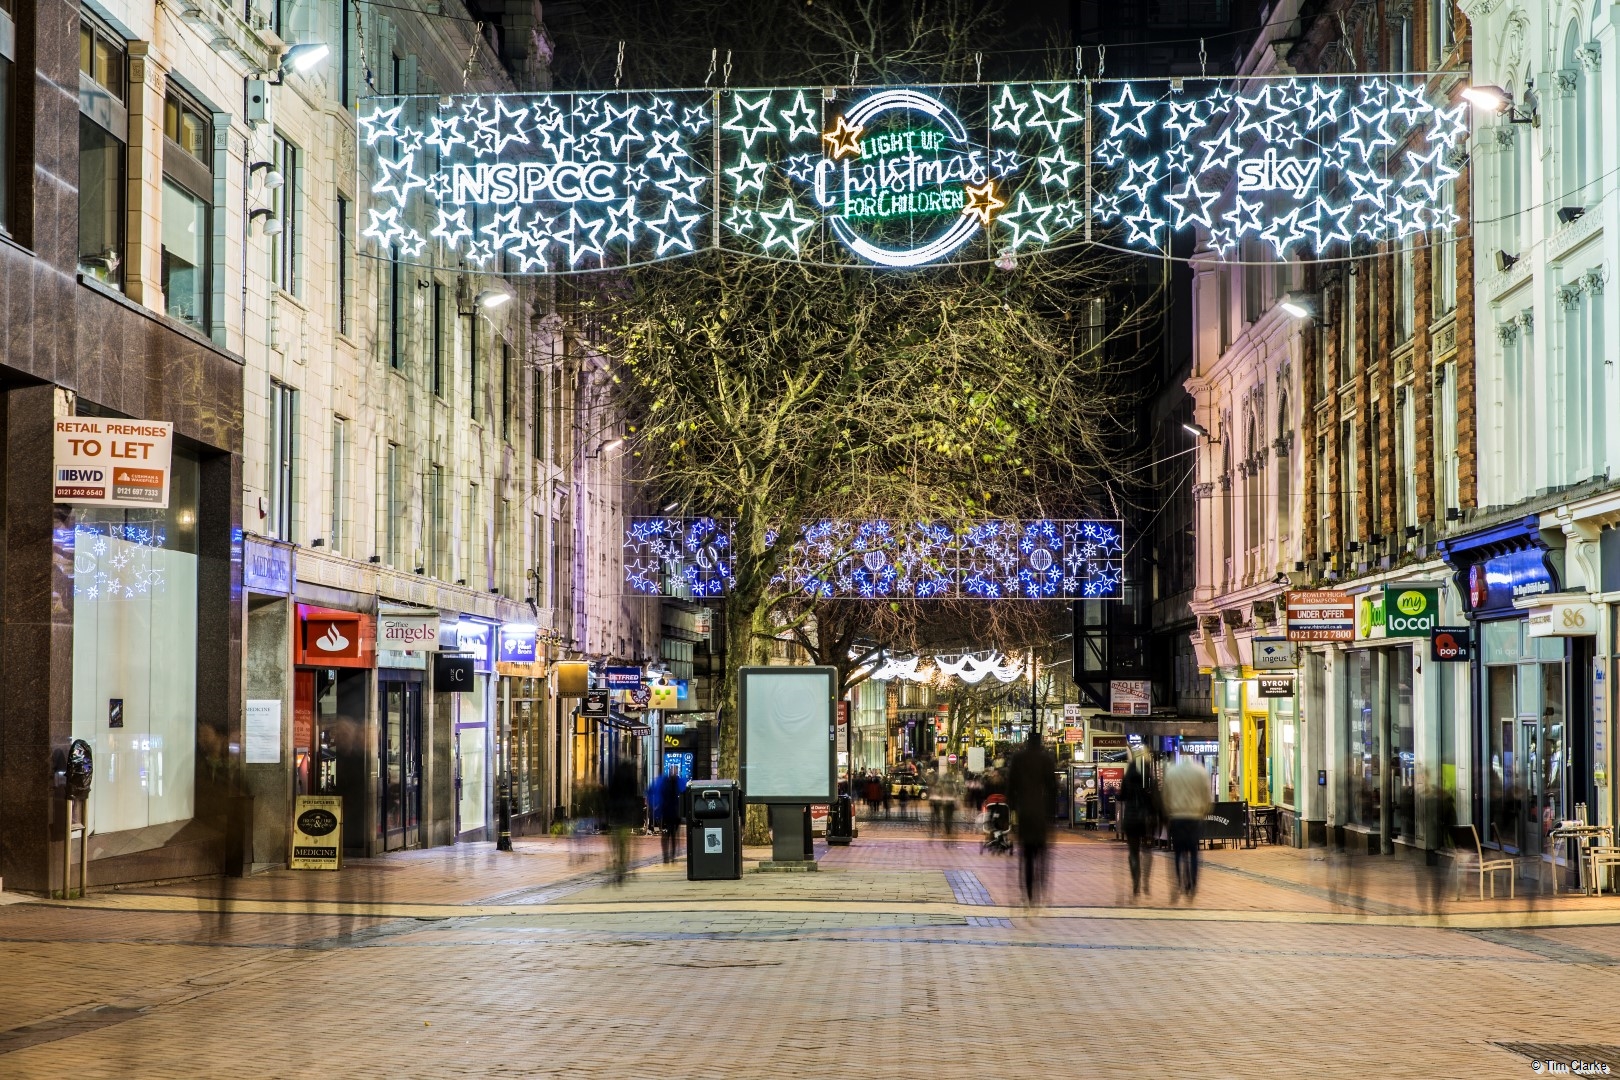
[0,4,18,238]
[1343,649,1379,829]
[71,451,201,835]
[270,133,301,294]
[79,17,127,288]
[160,90,213,333]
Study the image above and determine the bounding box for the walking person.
[655,766,685,864]
[605,762,641,885]
[1121,745,1158,897]
[1006,730,1059,904]
[1161,752,1212,900]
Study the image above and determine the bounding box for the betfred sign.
[1286,590,1354,642]
[377,613,441,651]
[53,418,174,507]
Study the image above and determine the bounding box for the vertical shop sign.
[1595,657,1608,787]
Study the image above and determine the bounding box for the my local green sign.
[1356,586,1440,640]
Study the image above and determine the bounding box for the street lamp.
[1462,82,1537,125]
[268,42,330,84]
[475,288,512,310]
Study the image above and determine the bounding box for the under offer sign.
[1286,590,1354,642]
[53,418,173,508]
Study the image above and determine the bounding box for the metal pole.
[497,679,513,851]
[1377,649,1393,856]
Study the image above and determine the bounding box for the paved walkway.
[1,825,1617,1077]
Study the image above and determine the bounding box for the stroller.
[981,795,1012,855]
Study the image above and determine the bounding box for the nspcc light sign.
[53,418,174,508]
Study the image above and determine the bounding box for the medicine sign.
[53,418,174,508]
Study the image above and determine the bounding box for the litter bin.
[826,793,854,846]
[686,779,743,880]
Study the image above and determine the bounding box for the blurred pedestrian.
[1162,753,1212,900]
[1007,730,1058,904]
[605,764,640,884]
[655,766,686,864]
[1121,746,1158,897]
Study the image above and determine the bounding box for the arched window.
[1276,392,1292,538]
[1247,416,1263,556]
[1221,432,1234,584]
[1562,23,1588,198]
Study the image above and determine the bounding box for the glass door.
[379,677,423,851]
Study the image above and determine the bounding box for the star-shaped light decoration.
[535,111,576,162]
[647,97,676,125]
[1274,79,1308,109]
[1223,194,1265,237]
[1098,83,1156,140]
[556,208,607,266]
[1259,206,1303,256]
[589,101,643,156]
[784,153,816,184]
[1208,224,1237,257]
[1359,78,1391,107]
[363,206,404,246]
[1400,143,1461,203]
[358,103,404,147]
[1429,100,1469,149]
[430,207,472,249]
[1094,191,1123,222]
[1312,196,1354,246]
[1304,82,1343,130]
[681,104,712,135]
[1050,199,1085,230]
[1093,138,1127,168]
[1165,143,1195,175]
[481,206,525,251]
[759,198,816,254]
[397,127,425,155]
[398,228,428,258]
[655,164,708,206]
[1391,83,1432,128]
[1164,98,1205,140]
[424,172,453,203]
[960,179,1006,226]
[1029,84,1084,142]
[492,98,532,155]
[511,215,555,272]
[779,91,819,142]
[1124,211,1164,247]
[725,152,769,196]
[604,198,641,246]
[373,154,426,204]
[1426,201,1460,232]
[1345,167,1393,206]
[464,239,495,267]
[645,127,688,171]
[1036,145,1081,188]
[571,94,603,127]
[1385,195,1428,238]
[1119,157,1162,206]
[1168,178,1219,231]
[999,191,1054,250]
[462,99,499,158]
[990,85,1028,136]
[990,148,1022,178]
[1342,104,1394,161]
[622,162,650,190]
[822,114,864,160]
[723,204,756,234]
[1198,124,1243,174]
[1355,208,1388,242]
[646,201,701,256]
[723,93,779,149]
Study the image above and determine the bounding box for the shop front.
[496,621,550,837]
[450,618,496,840]
[293,606,375,857]
[243,535,296,870]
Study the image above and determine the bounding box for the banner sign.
[1525,599,1599,638]
[434,654,476,691]
[1356,585,1439,640]
[377,613,441,651]
[1286,590,1354,642]
[605,666,643,690]
[1250,637,1298,670]
[290,795,343,870]
[359,77,1455,273]
[583,689,610,717]
[1257,676,1295,699]
[243,536,294,594]
[496,622,537,663]
[1109,680,1150,716]
[53,417,173,507]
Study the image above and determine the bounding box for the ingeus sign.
[377,614,442,652]
[1356,586,1440,640]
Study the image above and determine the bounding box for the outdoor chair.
[1449,824,1518,900]
[1589,838,1620,896]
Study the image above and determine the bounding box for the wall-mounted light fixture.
[1496,250,1520,273]
[268,42,330,85]
[1557,206,1587,225]
[249,207,283,236]
[1462,82,1537,125]
[248,160,284,189]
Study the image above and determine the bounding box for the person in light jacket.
[1160,754,1213,900]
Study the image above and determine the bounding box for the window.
[1436,363,1458,521]
[384,442,400,565]
[1561,24,1589,199]
[0,4,18,237]
[1339,271,1359,384]
[1500,321,1526,498]
[1433,182,1458,316]
[1367,401,1382,540]
[1340,418,1358,553]
[1390,15,1414,72]
[1246,416,1263,559]
[1220,436,1233,584]
[427,463,445,578]
[1276,393,1292,538]
[1242,237,1265,323]
[271,134,301,293]
[1396,388,1417,535]
[388,248,402,369]
[1394,236,1415,344]
[337,196,351,335]
[432,282,446,395]
[1217,267,1232,352]
[269,380,296,542]
[501,340,512,442]
[1317,434,1332,555]
[468,312,481,420]
[532,368,545,460]
[79,17,127,287]
[466,482,480,582]
[161,90,213,332]
[330,417,348,554]
[1428,0,1455,65]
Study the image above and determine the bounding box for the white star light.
[556,208,607,266]
[1209,225,1237,257]
[1386,196,1428,238]
[398,228,427,258]
[622,162,650,190]
[1233,90,1272,141]
[723,204,756,234]
[1401,143,1461,203]
[1346,167,1393,206]
[999,192,1053,250]
[1169,178,1219,231]
[784,153,816,184]
[1274,79,1307,109]
[1036,145,1081,188]
[571,95,603,126]
[513,212,556,271]
[1119,157,1161,205]
[372,154,425,204]
[605,198,641,245]
[462,100,499,157]
[1050,199,1085,230]
[536,112,575,162]
[1124,211,1165,247]
[1164,97,1204,140]
[464,239,495,267]
[681,104,712,135]
[721,93,778,149]
[1304,82,1343,130]
[492,98,532,154]
[430,207,472,249]
[991,149,1023,177]
[1427,201,1460,232]
[646,127,689,170]
[648,97,676,125]
[1029,84,1084,142]
[358,103,404,146]
[1098,83,1155,140]
[363,206,404,246]
[779,91,819,142]
[1391,83,1432,128]
[759,198,815,254]
[481,206,525,250]
[1198,125,1242,174]
[646,201,702,256]
[725,152,769,196]
[1430,101,1469,149]
[1313,197,1354,246]
[990,85,1028,136]
[1224,195,1264,237]
[1094,138,1127,168]
[1095,191,1123,222]
[1165,143,1195,175]
[589,101,643,156]
[1359,79,1390,107]
[1259,206,1303,256]
[425,114,464,155]
[655,164,708,206]
[1342,105,1394,161]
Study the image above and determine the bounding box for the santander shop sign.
[376,613,442,652]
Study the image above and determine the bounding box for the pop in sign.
[1430,626,1472,662]
[54,418,174,508]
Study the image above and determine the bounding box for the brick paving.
[2,827,1619,1077]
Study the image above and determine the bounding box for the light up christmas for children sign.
[358,76,1463,271]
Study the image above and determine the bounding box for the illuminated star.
[1355,208,1388,242]
[397,228,427,258]
[991,148,1023,177]
[589,101,643,156]
[1274,78,1307,109]
[513,211,557,271]
[397,127,424,155]
[999,191,1054,250]
[480,206,525,251]
[681,104,712,135]
[1429,100,1469,149]
[1124,211,1164,247]
[604,197,642,246]
[1401,143,1461,203]
[532,99,566,130]
[1203,83,1236,117]
[1386,195,1428,238]
[1208,224,1237,257]
[535,111,576,162]
[464,239,495,267]
[1168,177,1219,231]
[1198,124,1242,174]
[1342,104,1394,161]
[960,179,1006,226]
[1313,196,1354,247]
[784,153,816,184]
[358,102,404,146]
[462,99,499,157]
[724,93,779,149]
[822,114,864,160]
[990,85,1028,136]
[556,208,607,266]
[1119,157,1161,205]
[646,127,689,171]
[1165,98,1204,140]
[1359,79,1391,107]
[1233,90,1271,141]
[1029,84,1084,141]
[1260,206,1304,256]
[424,113,463,155]
[363,205,404,246]
[372,153,425,204]
[430,207,472,249]
[1223,194,1264,237]
[1094,191,1123,222]
[424,172,452,203]
[725,151,769,196]
[575,137,605,164]
[1391,82,1432,128]
[779,90,819,143]
[622,162,650,190]
[647,97,676,125]
[1304,82,1344,130]
[493,98,531,154]
[1097,83,1155,140]
[646,200,702,256]
[655,163,708,205]
[1320,139,1354,174]
[1050,198,1085,230]
[759,198,815,254]
[1427,201,1460,232]
[1036,145,1082,188]
[571,95,603,127]
[723,204,756,234]
[1165,143,1195,175]
[1093,138,1127,168]
[1345,167,1393,206]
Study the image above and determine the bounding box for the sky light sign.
[358,75,1462,272]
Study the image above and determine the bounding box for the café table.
[1545,822,1614,894]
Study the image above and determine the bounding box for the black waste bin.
[826,793,854,846]
[685,779,743,880]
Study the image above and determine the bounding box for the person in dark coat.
[1120,746,1158,897]
[605,763,641,884]
[1006,730,1059,903]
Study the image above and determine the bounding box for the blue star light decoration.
[626,518,1123,599]
[1093,75,1464,257]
